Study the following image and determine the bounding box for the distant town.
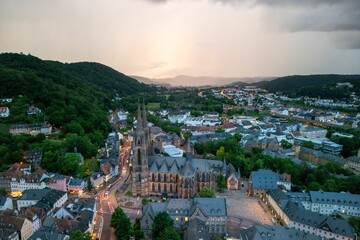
[1,73,360,240]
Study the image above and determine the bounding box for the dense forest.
[256,74,360,99]
[0,53,156,171]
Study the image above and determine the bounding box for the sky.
[0,0,359,79]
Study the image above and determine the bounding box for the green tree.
[0,188,7,197]
[303,141,315,149]
[61,153,80,176]
[215,128,225,133]
[156,227,181,240]
[131,218,145,240]
[87,177,92,191]
[216,146,225,159]
[152,212,174,239]
[199,187,215,198]
[217,173,227,192]
[348,217,360,236]
[280,140,292,149]
[125,191,133,202]
[183,131,193,141]
[141,198,148,206]
[69,230,91,240]
[111,207,132,240]
[233,133,243,143]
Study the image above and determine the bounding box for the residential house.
[67,177,86,193]
[0,229,19,240]
[51,198,96,235]
[17,188,68,215]
[0,215,32,240]
[141,197,227,238]
[344,156,360,172]
[0,197,13,210]
[28,231,69,240]
[299,126,327,139]
[276,173,292,191]
[101,161,118,182]
[90,172,104,188]
[0,106,10,118]
[168,111,190,124]
[23,150,42,164]
[46,174,67,192]
[27,106,41,116]
[8,166,49,193]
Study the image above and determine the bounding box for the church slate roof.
[148,156,224,176]
[180,160,196,177]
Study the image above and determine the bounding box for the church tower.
[131,101,149,197]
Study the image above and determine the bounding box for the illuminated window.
[176,218,179,221]
[185,217,189,222]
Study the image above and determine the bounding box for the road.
[93,137,134,240]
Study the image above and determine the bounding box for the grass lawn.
[147,102,161,111]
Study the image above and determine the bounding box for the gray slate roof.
[148,156,224,176]
[250,170,277,190]
[240,226,323,240]
[309,191,360,207]
[268,190,355,238]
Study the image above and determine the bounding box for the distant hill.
[130,75,171,88]
[255,74,360,98]
[142,75,275,87]
[0,53,155,134]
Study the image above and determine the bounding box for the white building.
[184,117,203,127]
[0,197,13,210]
[17,188,68,213]
[0,106,10,118]
[268,190,355,240]
[163,145,184,157]
[168,111,190,124]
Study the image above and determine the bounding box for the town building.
[287,191,360,217]
[239,225,323,240]
[0,106,10,118]
[23,150,42,164]
[248,170,278,196]
[267,189,355,240]
[0,215,32,240]
[9,124,52,136]
[17,188,68,214]
[0,197,13,210]
[141,197,227,238]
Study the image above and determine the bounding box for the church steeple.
[136,99,143,131]
[142,98,148,129]
[223,157,227,173]
[186,140,192,159]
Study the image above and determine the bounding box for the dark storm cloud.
[143,0,360,32]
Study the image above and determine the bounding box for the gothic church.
[131,102,240,198]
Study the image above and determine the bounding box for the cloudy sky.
[0,0,359,78]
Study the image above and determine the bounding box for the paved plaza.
[217,183,274,237]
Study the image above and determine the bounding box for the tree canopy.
[110,207,132,240]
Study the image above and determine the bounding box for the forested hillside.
[0,53,155,171]
[0,53,154,132]
[256,74,360,98]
